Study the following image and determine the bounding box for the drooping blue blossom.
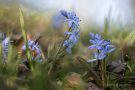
[22,39,42,62]
[61,10,80,54]
[88,32,115,61]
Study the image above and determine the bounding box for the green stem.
[98,59,105,89]
[101,59,106,89]
[53,27,71,61]
[77,57,102,88]
[98,60,105,89]
[48,27,71,75]
[104,58,107,87]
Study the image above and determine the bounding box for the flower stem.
[48,27,71,75]
[98,60,105,89]
[101,60,105,89]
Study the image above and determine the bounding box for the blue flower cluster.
[22,40,42,62]
[61,10,80,53]
[89,33,115,60]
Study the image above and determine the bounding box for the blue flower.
[88,33,115,60]
[52,13,65,30]
[2,37,10,64]
[2,37,10,54]
[63,40,74,54]
[94,51,106,60]
[88,33,104,50]
[22,39,42,62]
[61,10,80,29]
[63,30,80,54]
[104,45,115,53]
[101,40,115,53]
[67,30,80,43]
[60,10,68,18]
[61,10,80,54]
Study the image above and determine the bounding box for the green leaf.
[19,8,24,28]
[19,8,33,71]
[77,56,102,88]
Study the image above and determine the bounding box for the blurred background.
[20,0,134,27]
[0,0,135,32]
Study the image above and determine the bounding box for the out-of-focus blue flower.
[61,10,80,54]
[2,37,10,64]
[60,10,80,29]
[22,39,42,62]
[88,33,115,60]
[63,40,73,54]
[52,13,65,30]
[2,38,10,54]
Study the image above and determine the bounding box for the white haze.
[20,0,133,27]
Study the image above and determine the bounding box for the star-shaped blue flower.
[88,33,115,60]
[61,10,80,29]
[88,33,104,50]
